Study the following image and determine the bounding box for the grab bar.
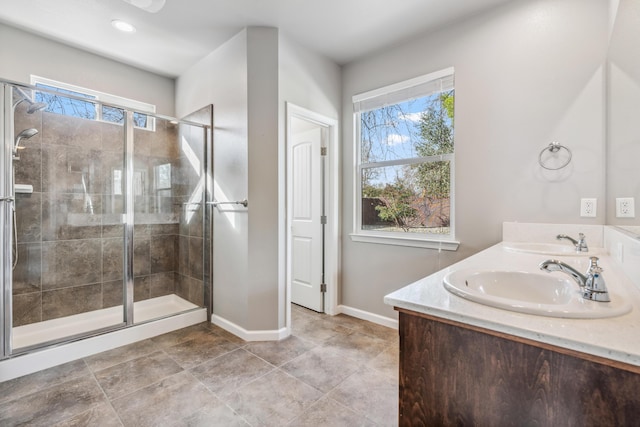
[208,199,248,208]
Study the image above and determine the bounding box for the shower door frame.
[0,82,212,359]
[1,84,12,359]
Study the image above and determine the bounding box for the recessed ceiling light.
[111,19,136,33]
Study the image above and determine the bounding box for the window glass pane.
[361,161,451,235]
[35,83,97,120]
[133,112,148,128]
[102,105,125,123]
[360,90,454,163]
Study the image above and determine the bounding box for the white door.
[290,124,324,312]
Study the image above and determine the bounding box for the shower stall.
[0,81,211,360]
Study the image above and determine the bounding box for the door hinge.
[320,146,327,156]
[320,283,327,293]
[320,215,327,224]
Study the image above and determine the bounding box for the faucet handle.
[584,257,610,302]
[576,233,588,252]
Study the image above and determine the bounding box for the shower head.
[12,87,48,114]
[14,128,39,154]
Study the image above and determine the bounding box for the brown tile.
[188,236,203,278]
[133,276,150,302]
[42,192,102,241]
[181,402,250,426]
[41,240,102,289]
[328,367,398,426]
[84,339,160,372]
[204,323,247,345]
[189,348,274,397]
[111,371,217,427]
[346,319,398,342]
[175,273,203,306]
[321,331,389,364]
[0,376,107,427]
[52,401,123,427]
[102,238,124,282]
[281,346,361,393]
[93,351,183,399]
[133,236,150,276]
[163,331,238,369]
[291,396,377,427]
[178,235,188,275]
[12,291,41,326]
[244,335,315,367]
[0,359,90,405]
[150,234,176,273]
[225,369,323,426]
[42,144,103,194]
[13,243,42,295]
[14,142,43,192]
[42,111,103,150]
[101,121,125,154]
[148,272,175,298]
[292,315,353,344]
[102,280,124,308]
[148,223,179,235]
[15,192,41,243]
[151,323,212,349]
[42,284,102,321]
[367,344,399,380]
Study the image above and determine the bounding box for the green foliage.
[415,90,454,202]
[374,181,418,232]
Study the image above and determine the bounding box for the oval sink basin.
[503,242,605,256]
[443,269,631,318]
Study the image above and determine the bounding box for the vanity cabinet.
[397,308,640,426]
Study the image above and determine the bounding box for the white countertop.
[384,242,640,367]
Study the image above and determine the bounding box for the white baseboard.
[210,314,289,341]
[337,305,399,330]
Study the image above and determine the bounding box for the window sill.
[349,233,460,251]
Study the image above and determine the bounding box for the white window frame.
[350,67,459,250]
[30,75,156,131]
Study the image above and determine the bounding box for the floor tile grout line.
[86,366,127,427]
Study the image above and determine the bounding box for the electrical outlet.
[616,197,635,218]
[580,198,597,217]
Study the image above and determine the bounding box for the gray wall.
[607,0,640,226]
[176,27,341,333]
[0,23,175,116]
[341,0,609,319]
[176,29,251,329]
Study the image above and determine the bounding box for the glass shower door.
[130,115,207,323]
[8,83,127,351]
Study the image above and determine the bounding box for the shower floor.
[13,294,199,350]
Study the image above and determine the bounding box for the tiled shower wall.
[12,102,204,327]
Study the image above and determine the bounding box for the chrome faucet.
[539,257,610,302]
[556,233,588,252]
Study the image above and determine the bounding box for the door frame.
[285,103,339,329]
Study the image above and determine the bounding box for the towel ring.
[538,142,572,170]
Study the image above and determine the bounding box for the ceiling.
[0,0,514,78]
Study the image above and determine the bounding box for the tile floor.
[0,305,399,426]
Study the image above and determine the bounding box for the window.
[30,76,155,130]
[352,68,458,250]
